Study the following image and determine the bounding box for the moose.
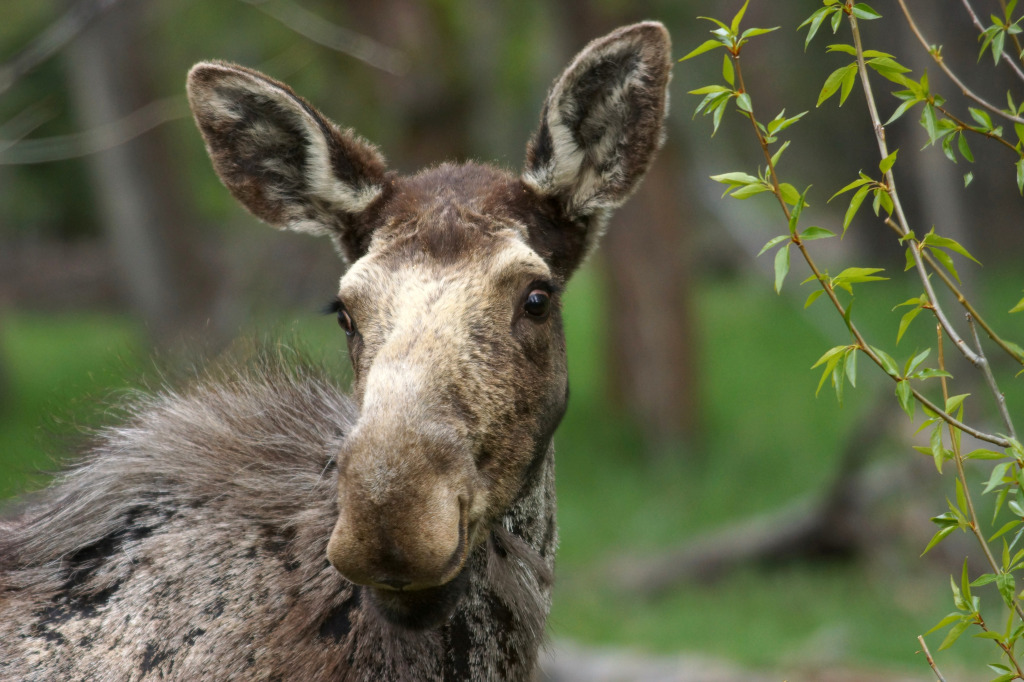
[0,22,671,680]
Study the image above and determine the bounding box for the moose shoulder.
[0,22,671,681]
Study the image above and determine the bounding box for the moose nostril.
[378,576,412,590]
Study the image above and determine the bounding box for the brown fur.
[0,22,671,680]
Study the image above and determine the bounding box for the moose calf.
[0,22,671,680]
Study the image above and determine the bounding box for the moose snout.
[326,483,471,592]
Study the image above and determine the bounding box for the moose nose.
[326,490,470,591]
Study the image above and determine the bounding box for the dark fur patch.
[318,588,359,643]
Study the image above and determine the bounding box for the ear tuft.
[187,61,390,263]
[523,22,671,257]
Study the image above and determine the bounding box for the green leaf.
[800,7,835,48]
[871,346,899,376]
[729,181,769,199]
[961,559,972,604]
[985,462,1012,494]
[770,139,790,167]
[689,85,733,95]
[839,63,858,105]
[850,3,882,20]
[938,616,972,651]
[896,380,914,419]
[843,185,871,233]
[929,248,962,284]
[885,97,920,125]
[680,39,726,62]
[805,289,825,308]
[722,53,735,86]
[896,306,922,344]
[740,26,779,40]
[969,106,994,130]
[965,449,1004,460]
[844,346,858,387]
[757,235,790,257]
[778,183,801,205]
[990,520,1021,542]
[944,393,969,414]
[879,149,898,174]
[735,92,753,113]
[774,243,791,293]
[710,171,760,187]
[1017,158,1024,194]
[800,226,835,241]
[829,176,871,200]
[1009,293,1024,313]
[833,267,888,285]
[957,133,973,162]
[997,571,1017,608]
[921,102,940,143]
[922,231,981,264]
[730,0,750,34]
[817,63,857,107]
[925,612,964,635]
[921,524,957,556]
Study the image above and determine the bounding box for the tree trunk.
[64,0,212,346]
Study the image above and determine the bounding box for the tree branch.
[961,0,1024,83]
[239,0,409,75]
[900,0,1024,125]
[0,96,186,165]
[0,0,122,96]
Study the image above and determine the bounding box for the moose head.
[186,21,671,629]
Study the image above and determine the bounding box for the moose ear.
[187,61,390,264]
[522,22,671,267]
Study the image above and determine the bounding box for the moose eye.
[325,299,356,336]
[523,289,552,319]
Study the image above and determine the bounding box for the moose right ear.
[187,61,390,264]
[522,22,671,277]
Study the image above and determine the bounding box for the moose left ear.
[187,61,390,265]
[522,22,671,268]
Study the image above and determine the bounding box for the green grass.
[2,265,1020,673]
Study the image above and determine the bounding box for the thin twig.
[939,327,1024,624]
[967,314,1019,440]
[880,217,1024,366]
[917,635,948,682]
[899,0,1024,125]
[0,0,123,96]
[0,96,187,165]
[848,12,986,371]
[730,41,1010,449]
[961,0,1024,83]
[239,0,409,75]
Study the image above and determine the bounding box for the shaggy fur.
[0,21,671,680]
[0,352,555,680]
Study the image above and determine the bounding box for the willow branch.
[961,0,1024,83]
[900,0,1024,125]
[731,41,1010,449]
[239,0,409,75]
[882,217,1024,366]
[0,0,122,96]
[0,96,187,165]
[849,12,985,370]
[918,635,948,682]
[968,315,1019,441]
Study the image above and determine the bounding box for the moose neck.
[438,440,557,679]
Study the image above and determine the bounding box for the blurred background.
[2,0,1023,679]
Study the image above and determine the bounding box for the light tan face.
[323,184,570,612]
